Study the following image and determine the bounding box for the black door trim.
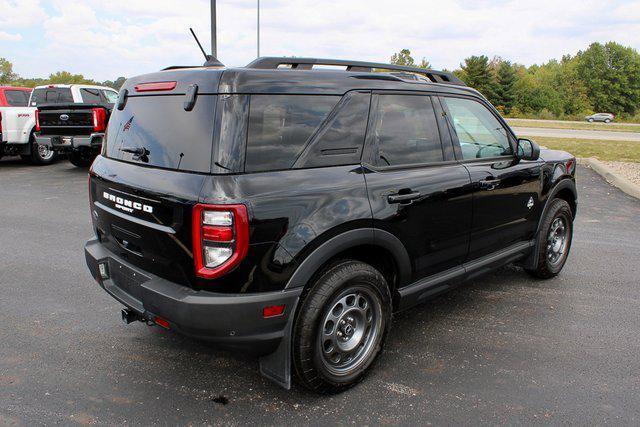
[397,239,534,310]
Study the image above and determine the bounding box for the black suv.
[85,57,577,393]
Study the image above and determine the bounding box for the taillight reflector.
[92,107,107,132]
[263,305,285,318]
[192,204,249,280]
[154,317,170,329]
[134,81,177,92]
[35,109,40,131]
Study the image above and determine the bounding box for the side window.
[441,97,512,160]
[245,95,339,172]
[5,90,30,106]
[372,94,443,166]
[102,90,119,104]
[81,88,101,103]
[294,91,370,169]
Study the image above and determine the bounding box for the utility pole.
[210,0,217,58]
[257,0,260,58]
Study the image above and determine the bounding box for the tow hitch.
[121,308,143,324]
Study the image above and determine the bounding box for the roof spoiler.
[245,57,466,86]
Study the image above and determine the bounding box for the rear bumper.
[36,133,103,152]
[84,238,301,355]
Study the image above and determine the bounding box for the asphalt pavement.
[511,126,640,142]
[1,157,640,425]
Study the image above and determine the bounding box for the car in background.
[585,113,614,123]
[35,84,117,167]
[0,84,117,165]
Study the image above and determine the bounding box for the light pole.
[210,0,217,58]
[257,0,260,58]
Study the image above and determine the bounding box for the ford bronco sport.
[85,57,577,393]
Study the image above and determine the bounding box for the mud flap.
[258,298,299,389]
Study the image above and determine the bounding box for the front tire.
[526,199,573,279]
[604,119,611,123]
[588,118,594,123]
[292,260,392,394]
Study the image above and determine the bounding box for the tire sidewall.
[293,261,392,392]
[541,201,573,274]
[30,138,56,165]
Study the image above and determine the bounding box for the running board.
[398,240,535,311]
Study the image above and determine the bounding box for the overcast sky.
[1,0,639,81]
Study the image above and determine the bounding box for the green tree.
[576,42,640,115]
[495,61,517,114]
[47,71,96,85]
[418,58,431,69]
[390,49,415,66]
[459,55,497,104]
[0,57,17,84]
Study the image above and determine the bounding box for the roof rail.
[245,57,466,86]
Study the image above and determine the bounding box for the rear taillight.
[35,109,40,131]
[192,204,249,280]
[92,108,106,132]
[134,81,177,92]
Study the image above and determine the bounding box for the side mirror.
[516,138,540,161]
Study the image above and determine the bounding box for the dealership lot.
[1,158,639,425]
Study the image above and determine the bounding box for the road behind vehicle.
[35,85,118,167]
[585,112,614,123]
[84,57,577,393]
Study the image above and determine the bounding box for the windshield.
[105,94,216,173]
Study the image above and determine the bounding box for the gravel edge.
[578,158,640,200]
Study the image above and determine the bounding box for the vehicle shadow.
[113,264,531,404]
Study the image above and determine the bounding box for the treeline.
[391,42,640,121]
[0,58,125,91]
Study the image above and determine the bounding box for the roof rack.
[245,57,466,86]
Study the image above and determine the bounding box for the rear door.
[439,95,543,261]
[364,92,472,282]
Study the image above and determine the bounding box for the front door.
[439,95,543,261]
[364,93,473,283]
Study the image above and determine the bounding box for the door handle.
[387,191,421,204]
[479,178,501,191]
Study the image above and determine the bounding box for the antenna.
[190,28,210,62]
[189,27,224,67]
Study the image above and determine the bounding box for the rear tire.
[29,138,56,165]
[525,199,573,279]
[292,260,392,394]
[604,119,611,123]
[588,118,594,123]
[68,150,95,168]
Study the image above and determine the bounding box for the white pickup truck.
[0,84,118,165]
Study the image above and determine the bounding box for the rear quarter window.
[245,95,339,172]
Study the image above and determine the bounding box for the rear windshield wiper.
[119,146,147,156]
[119,146,149,162]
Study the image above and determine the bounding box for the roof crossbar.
[245,57,466,86]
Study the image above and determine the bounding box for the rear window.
[245,95,339,172]
[30,88,73,106]
[5,90,30,106]
[105,95,216,173]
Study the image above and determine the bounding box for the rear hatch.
[90,68,223,287]
[37,104,99,136]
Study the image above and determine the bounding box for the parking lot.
[1,157,639,425]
